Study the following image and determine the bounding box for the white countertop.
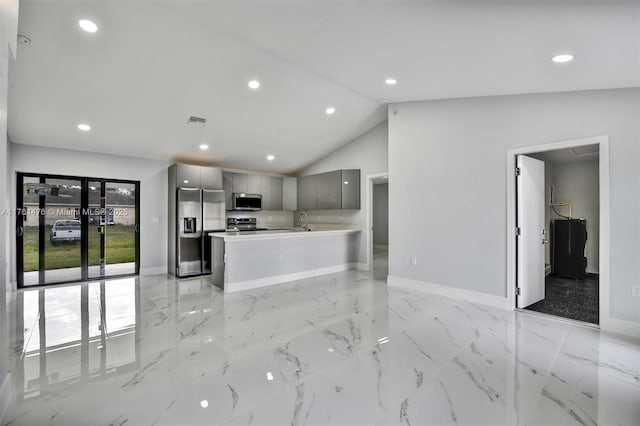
[209,227,360,241]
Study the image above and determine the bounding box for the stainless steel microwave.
[232,193,262,211]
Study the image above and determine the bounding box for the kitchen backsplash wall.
[294,210,360,228]
[226,210,294,228]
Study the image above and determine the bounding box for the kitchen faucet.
[300,211,310,230]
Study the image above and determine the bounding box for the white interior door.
[516,155,546,308]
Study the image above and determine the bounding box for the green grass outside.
[23,225,136,271]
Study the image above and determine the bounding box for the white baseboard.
[226,263,358,293]
[0,373,12,426]
[601,317,640,340]
[388,276,510,310]
[139,266,168,276]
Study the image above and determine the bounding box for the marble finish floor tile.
[2,271,638,426]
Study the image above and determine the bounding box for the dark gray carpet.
[525,274,599,324]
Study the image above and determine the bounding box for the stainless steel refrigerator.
[176,188,225,277]
[168,163,226,278]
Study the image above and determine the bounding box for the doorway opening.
[16,173,140,288]
[512,140,603,325]
[369,174,389,281]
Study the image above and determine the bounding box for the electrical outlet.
[410,257,417,266]
[632,285,640,297]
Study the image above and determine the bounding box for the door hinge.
[516,287,521,296]
[516,167,521,176]
[516,227,521,236]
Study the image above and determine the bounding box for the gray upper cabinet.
[260,175,272,209]
[223,172,233,209]
[176,164,201,188]
[223,171,288,211]
[316,170,342,209]
[247,174,261,194]
[174,164,224,191]
[270,176,283,210]
[297,175,317,210]
[201,167,223,190]
[283,177,297,211]
[297,169,360,210]
[232,173,248,194]
[341,169,360,209]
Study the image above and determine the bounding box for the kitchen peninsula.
[211,228,361,293]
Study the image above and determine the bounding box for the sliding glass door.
[17,173,140,287]
[88,181,138,279]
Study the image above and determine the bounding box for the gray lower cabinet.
[297,169,360,210]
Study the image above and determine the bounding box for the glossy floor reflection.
[3,271,639,425]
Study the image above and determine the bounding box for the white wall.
[373,183,388,245]
[1,1,19,420]
[9,144,170,279]
[297,121,388,265]
[552,159,600,273]
[388,88,639,323]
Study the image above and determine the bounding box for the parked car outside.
[50,220,81,245]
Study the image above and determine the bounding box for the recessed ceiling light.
[200,400,208,408]
[77,123,91,131]
[552,54,574,63]
[266,154,275,161]
[248,80,260,89]
[343,181,349,185]
[199,144,209,150]
[78,19,98,33]
[325,107,336,115]
[183,180,189,184]
[385,78,397,85]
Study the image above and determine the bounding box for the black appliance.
[183,217,197,233]
[553,219,587,279]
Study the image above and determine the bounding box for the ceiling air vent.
[187,116,207,127]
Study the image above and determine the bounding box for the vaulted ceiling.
[8,1,639,173]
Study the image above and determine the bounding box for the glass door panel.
[43,178,83,284]
[88,181,137,278]
[21,176,41,286]
[21,177,83,286]
[88,181,104,279]
[105,182,137,276]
